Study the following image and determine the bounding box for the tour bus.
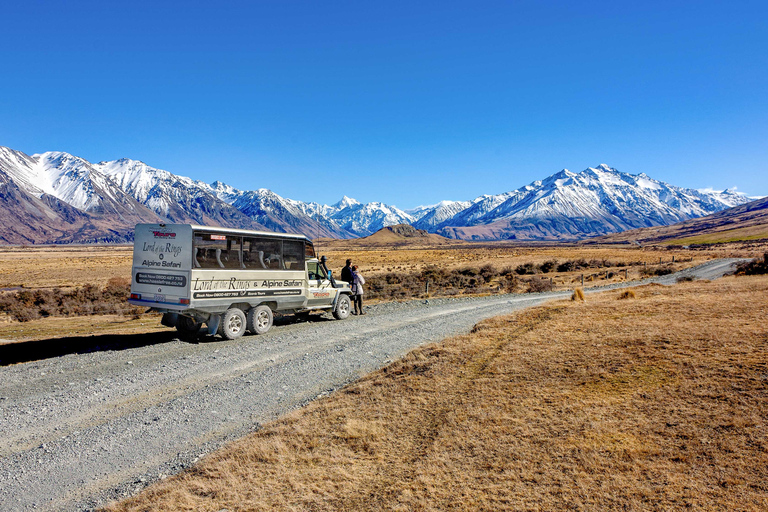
[129,223,352,339]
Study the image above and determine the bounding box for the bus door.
[306,260,335,307]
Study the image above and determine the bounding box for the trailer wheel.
[175,315,201,340]
[247,305,273,335]
[333,295,351,320]
[218,308,246,340]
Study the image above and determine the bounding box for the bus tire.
[218,308,246,340]
[175,315,201,340]
[333,295,351,320]
[247,305,273,335]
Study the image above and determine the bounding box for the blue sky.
[1,0,766,208]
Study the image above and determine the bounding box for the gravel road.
[0,258,745,511]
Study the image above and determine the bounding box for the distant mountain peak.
[333,195,360,209]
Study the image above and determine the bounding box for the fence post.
[581,274,584,286]
[425,278,430,295]
[625,269,628,279]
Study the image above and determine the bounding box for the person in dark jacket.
[341,259,353,284]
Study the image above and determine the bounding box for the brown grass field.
[104,274,768,511]
[0,241,761,342]
[0,242,759,292]
[0,245,133,290]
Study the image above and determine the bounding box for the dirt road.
[0,259,745,511]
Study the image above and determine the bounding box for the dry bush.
[525,276,555,293]
[642,264,676,277]
[539,259,558,273]
[104,276,768,512]
[618,289,636,300]
[0,279,142,322]
[737,253,768,275]
[571,288,585,301]
[515,262,538,275]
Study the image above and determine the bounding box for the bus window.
[194,233,242,269]
[283,240,304,270]
[305,241,316,259]
[244,237,283,270]
[307,261,326,280]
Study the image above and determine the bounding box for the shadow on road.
[0,331,178,366]
[0,312,340,366]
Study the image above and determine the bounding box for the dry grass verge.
[104,274,768,511]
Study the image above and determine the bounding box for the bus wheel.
[218,308,246,340]
[176,315,201,340]
[247,305,273,335]
[333,295,351,320]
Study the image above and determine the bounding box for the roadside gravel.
[0,258,745,511]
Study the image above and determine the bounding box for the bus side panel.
[129,224,193,309]
[188,269,307,312]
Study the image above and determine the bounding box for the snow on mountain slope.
[327,200,415,236]
[0,147,44,195]
[1,147,139,214]
[409,200,473,228]
[0,145,754,243]
[482,165,744,225]
[0,149,153,221]
[429,164,753,240]
[205,180,244,204]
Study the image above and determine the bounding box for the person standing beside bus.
[341,259,353,284]
[351,265,366,315]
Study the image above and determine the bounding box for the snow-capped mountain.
[0,147,160,244]
[0,146,754,244]
[416,164,752,240]
[94,158,273,232]
[0,148,150,218]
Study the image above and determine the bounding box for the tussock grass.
[571,287,585,301]
[104,275,768,512]
[617,289,636,300]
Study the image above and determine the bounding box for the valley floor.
[105,274,768,512]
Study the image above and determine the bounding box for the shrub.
[479,264,496,283]
[642,265,675,277]
[736,253,768,275]
[0,279,143,322]
[515,263,538,275]
[676,275,695,283]
[526,276,554,293]
[539,259,558,273]
[618,289,636,300]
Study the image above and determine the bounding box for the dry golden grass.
[0,245,133,289]
[571,288,585,301]
[618,289,636,300]
[316,243,715,279]
[104,275,768,512]
[0,242,751,293]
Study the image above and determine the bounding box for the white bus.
[128,223,352,339]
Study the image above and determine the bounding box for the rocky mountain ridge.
[0,145,753,244]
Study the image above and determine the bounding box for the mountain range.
[0,145,752,244]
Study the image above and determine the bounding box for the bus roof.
[143,223,313,242]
